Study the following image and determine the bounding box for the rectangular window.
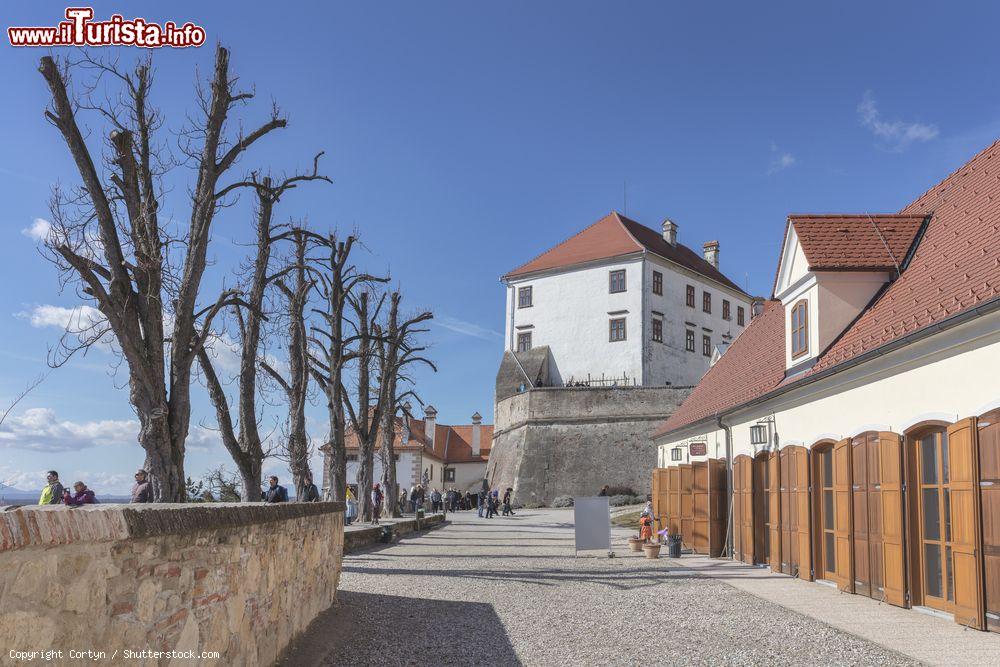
[609,269,626,293]
[685,330,695,352]
[702,291,712,314]
[702,334,711,357]
[652,318,663,342]
[347,454,358,462]
[609,317,626,342]
[517,332,532,352]
[737,306,745,326]
[791,300,808,358]
[518,285,532,308]
[444,468,455,482]
[723,299,731,321]
[652,271,663,296]
[686,285,695,308]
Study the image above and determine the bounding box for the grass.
[610,510,642,530]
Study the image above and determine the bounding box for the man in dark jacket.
[130,470,153,503]
[262,476,288,503]
[300,474,320,502]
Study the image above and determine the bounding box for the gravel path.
[280,509,917,666]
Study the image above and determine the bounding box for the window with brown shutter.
[609,317,626,342]
[702,334,711,357]
[517,332,532,352]
[652,271,663,295]
[703,291,712,314]
[686,285,695,308]
[791,299,808,358]
[609,269,626,293]
[652,317,663,342]
[723,299,731,320]
[685,329,695,352]
[517,285,532,308]
[737,306,745,326]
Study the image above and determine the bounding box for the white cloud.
[21,218,52,242]
[435,315,503,341]
[767,143,796,175]
[0,407,219,453]
[17,304,115,353]
[0,466,135,496]
[858,91,939,152]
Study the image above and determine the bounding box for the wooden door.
[833,438,854,592]
[693,461,709,554]
[879,432,907,608]
[735,455,754,564]
[755,454,769,565]
[708,458,728,557]
[668,467,682,536]
[793,446,812,581]
[779,448,794,575]
[947,418,984,629]
[978,411,1000,633]
[768,451,781,573]
[852,434,874,597]
[816,445,838,582]
[652,468,669,536]
[680,464,694,549]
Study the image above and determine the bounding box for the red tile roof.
[503,211,746,293]
[790,214,925,272]
[656,140,1000,438]
[654,301,786,436]
[345,416,493,464]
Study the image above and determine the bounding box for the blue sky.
[2,1,999,495]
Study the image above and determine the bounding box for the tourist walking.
[398,487,408,513]
[410,486,420,513]
[370,483,384,525]
[300,474,320,502]
[38,470,64,505]
[262,476,289,503]
[345,487,358,524]
[130,469,152,503]
[62,481,96,506]
[477,489,486,517]
[431,488,442,513]
[502,488,515,516]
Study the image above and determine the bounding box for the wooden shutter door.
[795,446,812,581]
[668,467,681,536]
[947,418,985,629]
[978,413,1000,633]
[733,456,745,561]
[740,456,755,564]
[680,464,694,550]
[769,451,781,573]
[879,432,906,608]
[833,437,854,592]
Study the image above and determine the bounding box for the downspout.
[717,413,734,559]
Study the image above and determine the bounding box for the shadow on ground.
[278,591,522,666]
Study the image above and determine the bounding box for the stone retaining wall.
[0,502,344,665]
[343,513,446,553]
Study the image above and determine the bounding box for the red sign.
[689,442,707,457]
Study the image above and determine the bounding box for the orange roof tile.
[790,214,925,272]
[504,211,746,293]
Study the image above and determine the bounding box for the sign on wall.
[689,442,707,456]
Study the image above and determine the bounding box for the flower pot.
[642,543,661,559]
[628,537,644,552]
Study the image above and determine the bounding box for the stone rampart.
[0,501,344,665]
[488,386,691,504]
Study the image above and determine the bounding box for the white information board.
[573,496,611,554]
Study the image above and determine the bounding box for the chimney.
[424,405,437,447]
[401,401,412,445]
[703,241,720,269]
[471,411,482,457]
[662,218,678,247]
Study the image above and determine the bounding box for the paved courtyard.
[281,508,1000,666]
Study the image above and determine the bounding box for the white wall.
[347,451,419,492]
[506,257,645,385]
[644,254,751,387]
[657,308,1000,464]
[505,254,751,387]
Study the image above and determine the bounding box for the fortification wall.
[0,502,344,664]
[487,386,691,505]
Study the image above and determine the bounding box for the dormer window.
[791,299,808,359]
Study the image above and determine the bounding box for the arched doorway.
[811,440,838,584]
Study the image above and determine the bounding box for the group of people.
[37,469,153,506]
[477,487,515,519]
[260,474,321,503]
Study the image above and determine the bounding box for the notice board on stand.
[573,496,611,555]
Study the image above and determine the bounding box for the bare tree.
[262,227,316,499]
[37,47,289,500]
[0,374,48,428]
[203,465,242,502]
[307,234,385,503]
[198,165,329,501]
[375,293,434,517]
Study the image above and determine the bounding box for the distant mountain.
[0,487,132,505]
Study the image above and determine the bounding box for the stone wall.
[0,502,344,665]
[487,386,691,505]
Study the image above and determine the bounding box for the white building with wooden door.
[652,140,1000,633]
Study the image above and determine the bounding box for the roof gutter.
[656,294,1000,442]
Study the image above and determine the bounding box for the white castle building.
[501,211,753,387]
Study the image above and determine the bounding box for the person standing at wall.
[38,470,64,505]
[262,476,288,503]
[345,487,358,524]
[370,483,383,525]
[62,481,96,506]
[300,474,320,502]
[130,470,152,503]
[502,488,515,516]
[431,488,442,513]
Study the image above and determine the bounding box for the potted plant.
[642,541,662,559]
[628,535,644,552]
